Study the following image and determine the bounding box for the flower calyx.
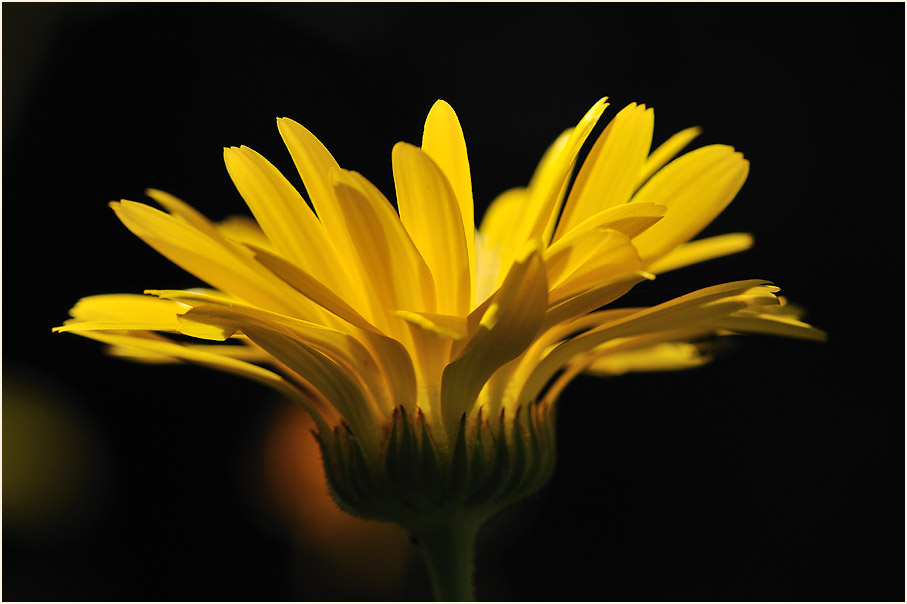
[317,402,557,529]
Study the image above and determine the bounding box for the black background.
[3,3,904,602]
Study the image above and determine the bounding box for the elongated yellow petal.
[522,98,610,245]
[216,215,274,251]
[520,280,777,403]
[145,188,226,238]
[106,344,182,364]
[143,193,325,315]
[646,233,754,274]
[105,342,269,364]
[149,288,344,339]
[159,286,418,420]
[54,320,180,333]
[358,331,419,416]
[543,204,665,291]
[714,311,828,342]
[158,287,417,421]
[585,341,710,376]
[542,227,600,292]
[65,293,187,324]
[548,202,666,246]
[223,145,354,299]
[393,310,469,340]
[332,169,436,317]
[250,244,381,334]
[529,129,575,245]
[475,187,528,303]
[541,272,652,332]
[556,103,654,238]
[112,200,311,318]
[179,343,270,363]
[630,145,750,266]
[439,242,548,438]
[478,187,527,243]
[237,250,417,420]
[392,142,471,316]
[547,230,642,305]
[178,303,396,414]
[475,100,609,299]
[276,117,342,222]
[239,319,381,452]
[636,126,702,188]
[276,118,369,295]
[422,100,475,299]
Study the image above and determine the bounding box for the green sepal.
[397,406,418,495]
[448,412,469,502]
[468,407,487,496]
[384,408,401,486]
[502,405,529,500]
[418,409,443,503]
[469,409,510,505]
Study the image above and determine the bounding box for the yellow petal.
[584,341,710,376]
[276,117,342,224]
[152,290,416,421]
[392,142,471,316]
[439,242,548,438]
[556,103,655,238]
[332,169,436,316]
[239,320,381,454]
[549,202,666,245]
[636,126,702,189]
[145,188,226,241]
[541,271,652,331]
[65,293,187,324]
[630,145,750,266]
[160,285,419,419]
[528,129,575,245]
[546,230,642,305]
[235,249,418,420]
[422,100,475,296]
[646,233,754,274]
[714,311,828,342]
[112,201,311,318]
[393,310,468,340]
[543,203,665,289]
[216,215,274,252]
[54,320,178,334]
[250,244,381,334]
[475,100,609,300]
[178,303,397,414]
[276,118,367,295]
[521,98,610,245]
[521,280,777,402]
[106,345,181,364]
[223,146,354,299]
[475,187,528,303]
[105,342,268,364]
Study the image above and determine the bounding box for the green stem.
[411,514,482,601]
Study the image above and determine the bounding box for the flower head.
[56,98,824,527]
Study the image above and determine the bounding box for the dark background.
[3,3,904,601]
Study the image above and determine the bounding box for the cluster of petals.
[57,98,825,463]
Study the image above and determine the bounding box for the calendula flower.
[56,97,824,600]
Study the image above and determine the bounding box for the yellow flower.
[55,97,824,599]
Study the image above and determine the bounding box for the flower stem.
[411,514,482,601]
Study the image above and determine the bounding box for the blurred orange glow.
[263,403,413,595]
